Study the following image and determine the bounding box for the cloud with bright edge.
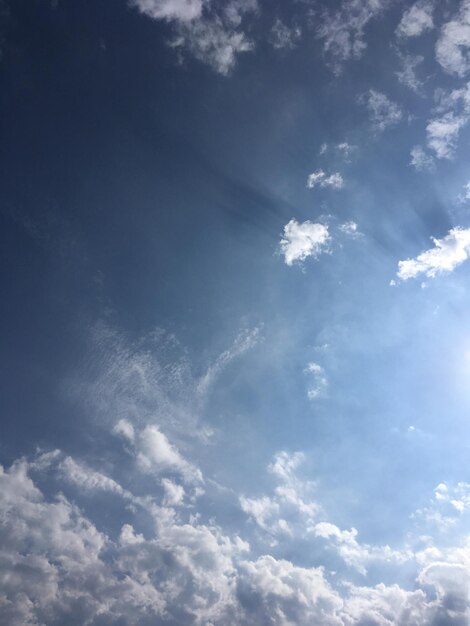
[436,0,470,77]
[396,0,434,39]
[363,89,402,131]
[280,219,330,266]
[307,169,344,189]
[397,227,470,281]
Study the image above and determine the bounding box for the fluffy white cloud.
[115,421,203,483]
[172,15,254,74]
[269,18,301,50]
[5,451,470,624]
[436,0,470,76]
[304,361,328,400]
[424,82,470,159]
[307,169,344,189]
[130,0,257,74]
[316,0,391,73]
[130,0,203,22]
[339,221,362,238]
[396,0,434,38]
[363,89,403,131]
[426,112,467,159]
[410,145,435,171]
[280,219,331,266]
[395,52,424,93]
[397,227,470,280]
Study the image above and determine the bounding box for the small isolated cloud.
[307,169,344,189]
[339,221,362,238]
[304,362,328,400]
[269,18,301,50]
[316,0,391,73]
[458,180,470,203]
[280,219,330,266]
[337,141,356,160]
[363,89,403,132]
[396,52,425,93]
[410,145,435,171]
[396,0,434,39]
[436,0,470,77]
[397,227,470,281]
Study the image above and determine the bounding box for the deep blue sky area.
[3,1,470,624]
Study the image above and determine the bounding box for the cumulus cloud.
[307,169,344,189]
[410,145,435,170]
[304,361,328,400]
[424,83,470,159]
[396,0,434,38]
[130,0,203,22]
[5,451,470,624]
[339,221,362,238]
[363,89,403,131]
[269,18,301,50]
[280,219,331,266]
[397,227,470,281]
[130,0,257,74]
[115,420,203,483]
[316,0,391,73]
[436,0,470,77]
[395,51,425,93]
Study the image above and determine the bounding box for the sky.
[4,0,470,624]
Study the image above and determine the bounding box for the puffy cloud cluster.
[396,0,434,39]
[316,0,392,73]
[280,219,331,266]
[363,89,403,132]
[4,449,470,625]
[130,0,257,74]
[307,169,344,189]
[397,227,470,281]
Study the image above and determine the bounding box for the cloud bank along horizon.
[3,0,470,624]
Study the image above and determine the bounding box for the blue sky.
[3,0,470,624]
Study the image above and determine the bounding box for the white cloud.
[410,145,435,171]
[130,0,203,22]
[426,112,467,159]
[397,227,470,281]
[395,52,425,93]
[171,15,254,75]
[363,89,403,131]
[6,451,470,624]
[307,169,344,189]
[458,180,470,202]
[304,361,328,400]
[316,0,391,73]
[339,221,362,238]
[162,477,185,505]
[130,0,257,74]
[269,18,301,50]
[337,141,356,160]
[396,0,434,38]
[280,219,331,266]
[422,82,470,159]
[436,0,470,76]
